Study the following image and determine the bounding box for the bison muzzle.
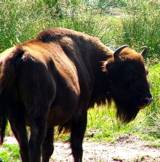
[0,28,152,162]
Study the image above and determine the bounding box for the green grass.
[87,103,148,142]
[0,0,121,52]
[86,0,127,8]
[1,0,159,57]
[119,0,160,58]
[143,64,160,139]
[0,0,53,52]
[0,144,20,162]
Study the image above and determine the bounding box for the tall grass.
[119,0,160,58]
[0,0,121,52]
[143,64,160,138]
[116,0,160,138]
[0,0,52,52]
[86,0,127,8]
[87,104,139,142]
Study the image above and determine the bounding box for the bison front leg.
[70,111,87,162]
[42,127,54,162]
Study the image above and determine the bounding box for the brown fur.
[0,28,152,162]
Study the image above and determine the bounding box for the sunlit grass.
[0,144,20,162]
[119,0,160,58]
[143,64,160,138]
[87,104,147,142]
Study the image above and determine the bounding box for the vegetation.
[120,0,160,58]
[0,0,160,161]
[0,144,20,162]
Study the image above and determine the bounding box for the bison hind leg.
[9,115,29,162]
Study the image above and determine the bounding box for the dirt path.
[4,135,160,162]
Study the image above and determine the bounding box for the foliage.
[0,144,20,162]
[0,0,122,53]
[143,64,160,138]
[0,0,52,52]
[119,0,160,58]
[86,0,127,8]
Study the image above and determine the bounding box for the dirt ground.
[4,135,160,162]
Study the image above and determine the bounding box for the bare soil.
[4,135,160,162]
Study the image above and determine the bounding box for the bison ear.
[114,45,128,60]
[141,46,148,57]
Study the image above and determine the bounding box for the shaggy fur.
[0,28,152,162]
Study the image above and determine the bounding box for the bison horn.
[114,45,128,60]
[141,46,148,57]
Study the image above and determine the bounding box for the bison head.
[106,45,152,123]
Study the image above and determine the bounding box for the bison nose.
[142,96,152,106]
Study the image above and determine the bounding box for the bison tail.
[0,47,24,144]
[0,47,24,91]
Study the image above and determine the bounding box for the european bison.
[0,28,152,162]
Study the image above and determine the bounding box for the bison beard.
[0,28,152,162]
[115,101,140,122]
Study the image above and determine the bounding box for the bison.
[0,28,152,162]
